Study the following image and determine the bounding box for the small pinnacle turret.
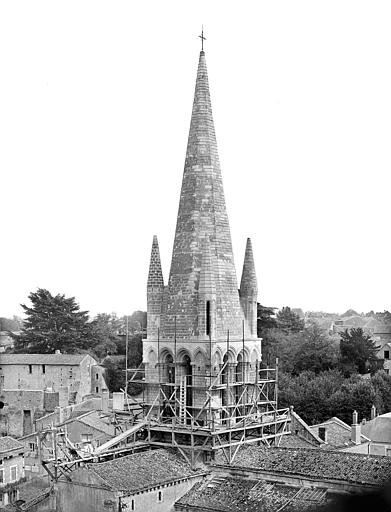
[147,235,164,337]
[240,238,258,297]
[240,238,258,336]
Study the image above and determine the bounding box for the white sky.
[1,1,391,319]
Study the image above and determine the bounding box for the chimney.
[371,405,376,421]
[101,389,109,413]
[58,386,69,408]
[112,392,124,412]
[351,410,361,444]
[55,406,65,424]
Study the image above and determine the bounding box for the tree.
[257,304,277,336]
[291,323,339,374]
[276,307,304,333]
[89,313,121,359]
[101,333,143,395]
[12,288,93,354]
[339,328,381,375]
[279,369,384,425]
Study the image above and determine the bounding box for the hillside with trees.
[258,304,391,425]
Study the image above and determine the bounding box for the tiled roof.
[89,449,201,493]
[362,413,391,443]
[77,413,114,436]
[0,353,93,365]
[279,433,319,449]
[217,446,391,486]
[176,477,333,512]
[0,436,24,454]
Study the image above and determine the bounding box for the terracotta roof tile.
[177,477,334,512]
[216,446,391,486]
[0,436,24,454]
[89,449,201,493]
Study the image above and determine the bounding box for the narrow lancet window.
[206,300,211,336]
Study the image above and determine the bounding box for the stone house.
[0,352,107,438]
[309,415,371,454]
[56,449,206,512]
[375,341,391,374]
[0,436,25,508]
[0,352,106,401]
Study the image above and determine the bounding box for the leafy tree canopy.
[12,288,93,354]
[276,307,304,333]
[279,369,389,425]
[339,327,381,375]
[291,323,339,375]
[257,304,277,336]
[89,313,121,359]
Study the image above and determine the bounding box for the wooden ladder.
[179,375,187,424]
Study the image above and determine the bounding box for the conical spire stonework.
[240,238,258,336]
[147,235,164,338]
[145,48,261,384]
[160,50,244,341]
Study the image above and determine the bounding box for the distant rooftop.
[0,353,96,366]
[74,412,114,437]
[0,436,24,455]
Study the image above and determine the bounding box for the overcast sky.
[1,1,390,318]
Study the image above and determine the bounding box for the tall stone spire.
[198,239,216,339]
[147,235,164,338]
[162,51,244,341]
[239,238,258,336]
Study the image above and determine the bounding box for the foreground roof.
[0,353,94,365]
[0,436,24,455]
[216,446,391,486]
[89,449,202,493]
[177,476,333,512]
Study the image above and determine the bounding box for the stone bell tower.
[143,46,262,410]
[141,43,289,465]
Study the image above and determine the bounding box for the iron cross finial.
[198,26,206,51]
